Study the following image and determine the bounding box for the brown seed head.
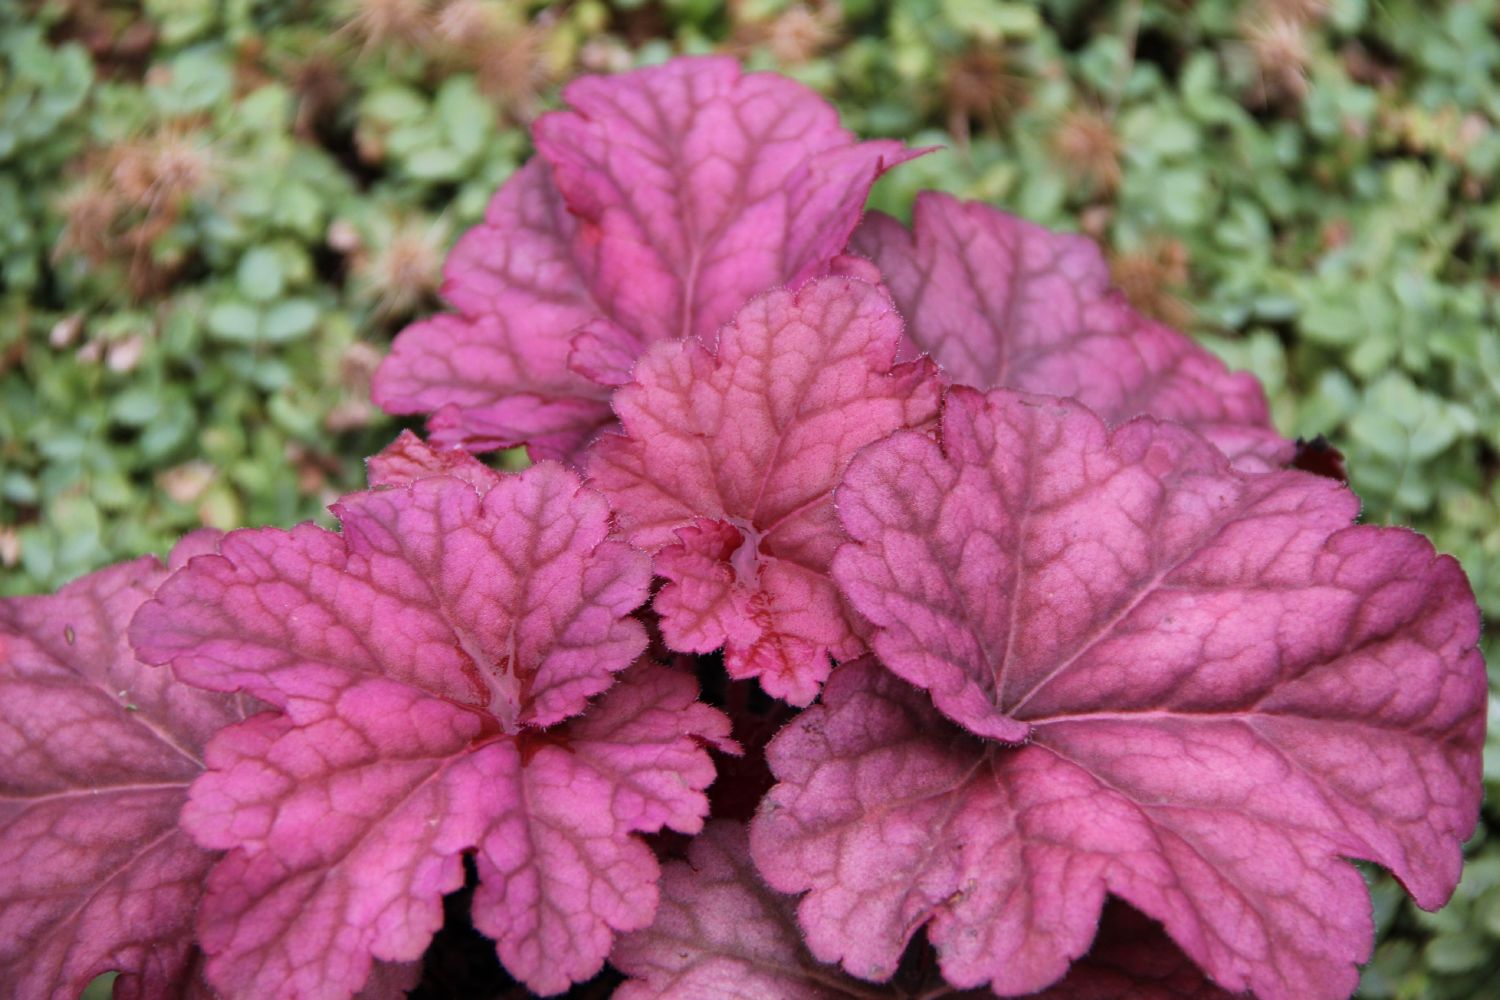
[1245,13,1311,105]
[342,0,433,52]
[766,4,840,66]
[358,215,449,320]
[1052,108,1122,196]
[434,0,505,47]
[473,26,549,116]
[1111,238,1193,328]
[1265,0,1328,23]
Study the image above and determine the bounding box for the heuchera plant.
[0,56,1486,1000]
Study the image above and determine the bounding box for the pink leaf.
[1031,900,1233,1000]
[366,429,501,492]
[471,665,732,992]
[0,546,246,1000]
[131,469,726,998]
[615,821,985,999]
[588,277,941,704]
[533,56,918,348]
[851,193,1291,470]
[375,57,916,459]
[133,464,649,730]
[372,160,615,461]
[756,389,1485,998]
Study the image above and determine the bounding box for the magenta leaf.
[851,193,1291,470]
[470,664,734,992]
[131,467,728,998]
[755,389,1486,998]
[587,276,941,704]
[374,56,916,459]
[371,160,615,460]
[614,822,983,1000]
[0,542,246,1000]
[134,463,649,730]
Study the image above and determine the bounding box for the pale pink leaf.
[366,429,501,492]
[1031,900,1234,1000]
[0,546,245,1000]
[851,193,1291,470]
[375,57,916,459]
[758,390,1485,998]
[587,276,941,704]
[614,821,984,1000]
[130,468,724,998]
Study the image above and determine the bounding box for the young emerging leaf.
[131,466,730,998]
[365,428,501,492]
[851,193,1291,470]
[614,821,987,999]
[587,277,941,704]
[0,537,245,1000]
[374,56,916,460]
[1031,900,1233,1000]
[755,389,1486,999]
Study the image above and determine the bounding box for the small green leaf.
[236,247,285,303]
[262,300,318,342]
[207,301,261,343]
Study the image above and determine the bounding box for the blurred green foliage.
[2,0,1497,994]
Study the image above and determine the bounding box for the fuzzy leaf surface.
[130,469,726,998]
[0,540,244,1000]
[587,277,941,704]
[852,193,1290,469]
[759,389,1486,998]
[375,57,914,459]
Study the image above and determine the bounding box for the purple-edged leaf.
[0,543,245,1000]
[757,390,1485,998]
[131,468,728,998]
[588,277,941,704]
[851,193,1291,470]
[614,821,985,1000]
[375,57,916,459]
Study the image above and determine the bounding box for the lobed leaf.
[131,467,728,997]
[587,276,941,704]
[614,821,985,999]
[374,57,916,460]
[851,193,1291,470]
[756,388,1485,999]
[0,538,245,1000]
[371,160,615,461]
[1029,900,1233,1000]
[365,428,501,492]
[133,464,649,730]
